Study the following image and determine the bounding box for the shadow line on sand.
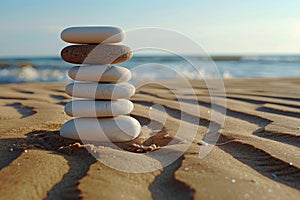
[46,153,96,200]
[5,102,36,118]
[0,130,97,199]
[256,107,300,119]
[50,94,69,100]
[226,96,300,109]
[24,130,97,200]
[149,156,195,200]
[218,136,300,190]
[0,138,25,170]
[253,130,300,148]
[132,100,219,129]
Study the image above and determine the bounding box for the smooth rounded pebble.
[61,44,132,64]
[64,99,134,117]
[61,26,125,44]
[60,116,141,142]
[68,65,131,83]
[65,82,135,99]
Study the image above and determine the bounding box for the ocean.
[0,55,299,84]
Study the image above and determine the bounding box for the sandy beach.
[0,77,299,199]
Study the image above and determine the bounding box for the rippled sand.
[0,78,299,199]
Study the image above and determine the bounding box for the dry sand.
[0,78,299,199]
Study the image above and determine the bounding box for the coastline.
[0,77,299,199]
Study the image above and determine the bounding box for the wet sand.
[0,78,299,199]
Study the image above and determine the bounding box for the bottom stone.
[60,115,141,142]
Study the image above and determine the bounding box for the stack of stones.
[60,26,141,142]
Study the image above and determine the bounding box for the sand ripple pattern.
[0,78,299,199]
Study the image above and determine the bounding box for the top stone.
[61,26,125,44]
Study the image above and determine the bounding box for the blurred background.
[0,0,299,83]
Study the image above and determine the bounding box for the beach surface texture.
[0,78,299,199]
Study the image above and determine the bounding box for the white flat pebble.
[66,82,135,99]
[60,116,141,142]
[61,26,125,44]
[65,99,134,117]
[68,65,131,83]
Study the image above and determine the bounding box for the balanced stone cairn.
[60,26,141,142]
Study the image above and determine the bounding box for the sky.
[0,0,300,57]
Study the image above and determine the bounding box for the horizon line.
[1,53,300,59]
